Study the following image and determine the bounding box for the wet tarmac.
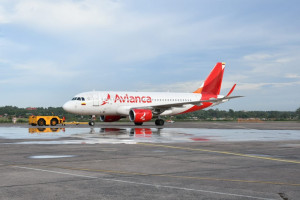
[0,122,300,200]
[0,126,300,144]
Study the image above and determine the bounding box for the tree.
[296,107,300,120]
[228,109,235,118]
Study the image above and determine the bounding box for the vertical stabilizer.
[193,62,225,95]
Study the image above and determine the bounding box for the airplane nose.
[62,101,73,113]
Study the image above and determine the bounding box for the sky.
[0,0,300,111]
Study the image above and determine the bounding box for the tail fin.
[193,62,225,95]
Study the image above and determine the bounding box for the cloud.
[242,52,293,75]
[0,5,9,23]
[237,81,300,91]
[0,59,82,86]
[1,0,299,66]
[0,38,29,53]
[138,80,204,93]
[227,49,300,85]
[285,73,300,79]
[0,1,292,58]
[2,0,120,31]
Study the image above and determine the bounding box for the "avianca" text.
[114,94,152,103]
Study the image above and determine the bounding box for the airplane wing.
[134,95,243,110]
[132,84,243,114]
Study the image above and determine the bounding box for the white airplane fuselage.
[63,91,223,116]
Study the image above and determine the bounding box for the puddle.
[29,155,77,159]
[0,127,300,144]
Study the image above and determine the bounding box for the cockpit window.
[71,97,85,101]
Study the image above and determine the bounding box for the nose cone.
[62,101,74,113]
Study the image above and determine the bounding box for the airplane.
[62,62,242,126]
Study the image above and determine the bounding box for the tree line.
[0,106,299,122]
[174,108,300,121]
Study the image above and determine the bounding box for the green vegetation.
[172,109,298,121]
[0,106,299,123]
[296,108,300,120]
[0,106,89,123]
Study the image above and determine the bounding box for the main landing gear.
[133,119,164,126]
[155,119,164,126]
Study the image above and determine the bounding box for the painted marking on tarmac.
[12,165,275,200]
[13,166,98,179]
[138,143,300,164]
[14,165,300,187]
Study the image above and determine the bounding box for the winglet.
[226,84,236,97]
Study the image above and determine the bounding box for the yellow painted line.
[64,122,89,125]
[11,164,300,187]
[155,174,300,187]
[137,143,300,164]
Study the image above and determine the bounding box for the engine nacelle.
[129,109,153,123]
[100,115,121,122]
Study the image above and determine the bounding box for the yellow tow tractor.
[29,116,63,126]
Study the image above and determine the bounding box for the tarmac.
[0,122,300,200]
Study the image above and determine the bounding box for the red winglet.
[226,84,236,97]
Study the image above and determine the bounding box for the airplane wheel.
[134,122,143,126]
[89,121,95,126]
[155,119,164,126]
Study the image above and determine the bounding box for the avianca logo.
[141,112,146,121]
[100,93,152,105]
[101,94,111,106]
[115,94,152,103]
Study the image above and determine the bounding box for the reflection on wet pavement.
[0,127,299,144]
[29,155,76,159]
[29,127,65,134]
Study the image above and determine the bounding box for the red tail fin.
[193,62,225,95]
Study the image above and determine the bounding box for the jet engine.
[129,109,153,124]
[100,115,122,122]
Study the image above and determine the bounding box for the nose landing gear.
[89,115,96,126]
[89,121,95,126]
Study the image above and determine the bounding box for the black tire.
[50,118,58,126]
[134,122,143,126]
[37,118,45,126]
[155,119,164,126]
[89,121,95,126]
